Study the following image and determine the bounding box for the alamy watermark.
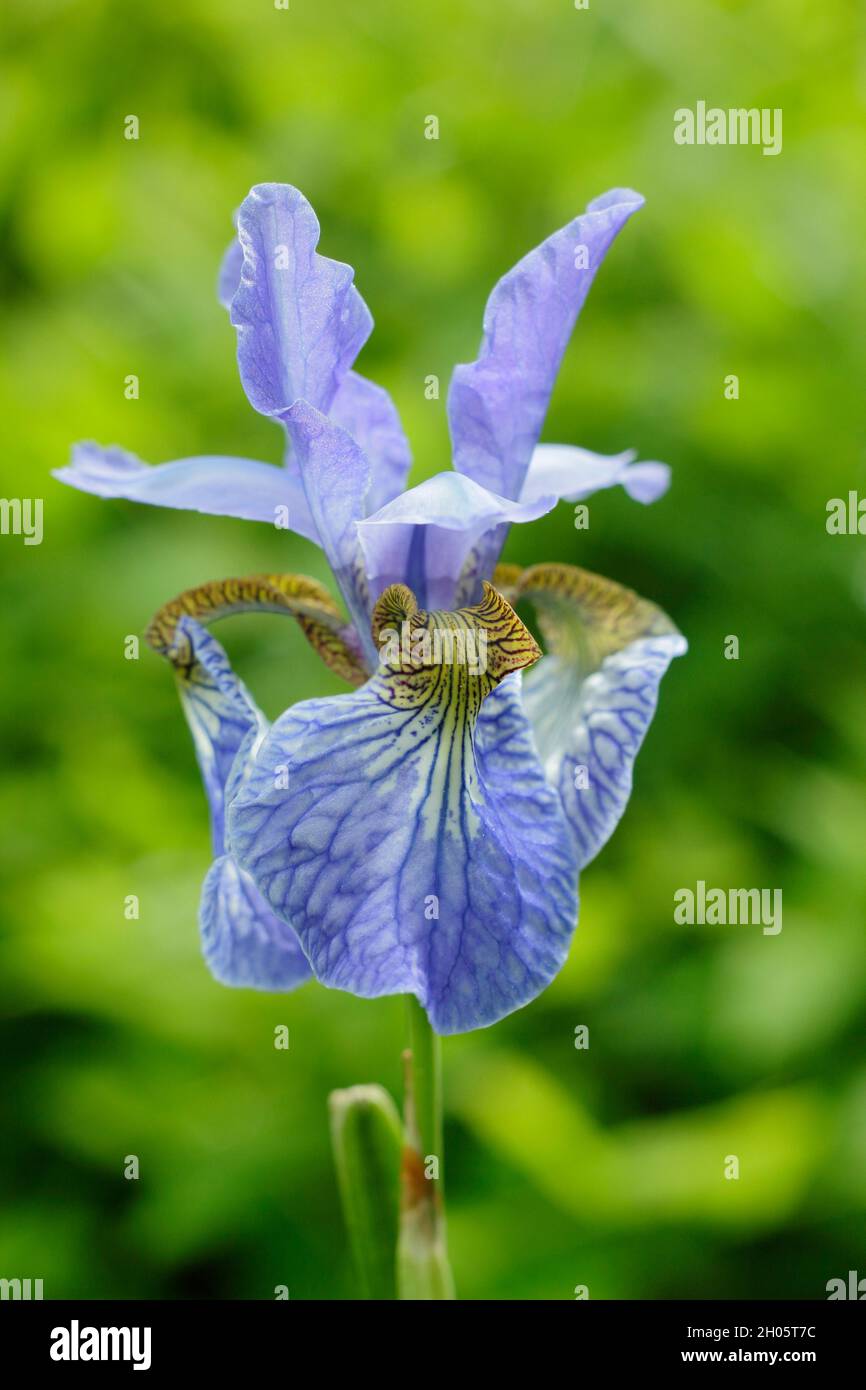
[0,497,43,545]
[674,880,782,935]
[826,491,866,535]
[826,1269,866,1299]
[50,1321,151,1371]
[0,1276,43,1299]
[378,620,488,676]
[674,102,782,157]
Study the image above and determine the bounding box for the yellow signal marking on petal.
[361,583,543,842]
[145,573,368,686]
[368,583,529,839]
[370,583,418,647]
[372,581,539,700]
[511,562,680,674]
[472,580,542,680]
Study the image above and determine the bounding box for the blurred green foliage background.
[1,0,865,1300]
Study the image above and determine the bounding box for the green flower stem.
[397,995,455,1300]
[404,993,444,1179]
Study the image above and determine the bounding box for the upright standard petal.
[281,401,377,666]
[231,183,372,418]
[520,443,671,506]
[55,442,321,543]
[221,202,412,515]
[510,563,687,871]
[448,190,644,502]
[329,370,412,513]
[357,471,557,612]
[153,614,311,991]
[228,584,578,1034]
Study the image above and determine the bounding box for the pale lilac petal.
[521,444,671,506]
[217,235,243,309]
[222,206,411,515]
[448,189,644,501]
[54,442,321,543]
[280,401,376,665]
[329,370,412,512]
[357,472,556,610]
[231,183,372,418]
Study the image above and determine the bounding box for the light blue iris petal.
[231,182,372,418]
[523,633,687,871]
[280,401,378,666]
[54,442,321,543]
[174,616,311,991]
[221,198,412,517]
[174,617,266,852]
[448,188,645,502]
[357,471,556,611]
[520,444,671,506]
[329,370,412,513]
[227,671,578,1035]
[201,854,312,990]
[217,233,243,309]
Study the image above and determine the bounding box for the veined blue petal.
[231,183,372,418]
[524,636,686,870]
[448,189,644,501]
[173,617,266,853]
[55,442,321,543]
[201,854,311,990]
[357,471,556,611]
[228,584,578,1034]
[514,564,686,870]
[520,444,671,506]
[167,615,312,991]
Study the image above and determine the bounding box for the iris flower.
[56,183,686,1035]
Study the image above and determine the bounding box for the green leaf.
[329,1083,402,1300]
